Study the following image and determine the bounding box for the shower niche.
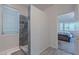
[19,15,29,54]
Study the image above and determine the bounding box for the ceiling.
[33,4,53,11]
[22,4,53,11]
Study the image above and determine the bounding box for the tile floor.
[58,37,79,55]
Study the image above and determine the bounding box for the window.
[59,22,79,32]
[64,23,69,31]
[59,23,63,31]
[0,6,19,34]
[69,23,75,31]
[75,23,79,31]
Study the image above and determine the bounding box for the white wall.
[30,5,50,55]
[0,4,28,52]
[74,5,79,39]
[44,5,58,49]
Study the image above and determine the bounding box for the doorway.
[58,12,78,54]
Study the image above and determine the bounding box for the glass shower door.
[19,15,28,54]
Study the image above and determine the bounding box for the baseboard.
[40,47,52,55]
[40,47,58,55]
